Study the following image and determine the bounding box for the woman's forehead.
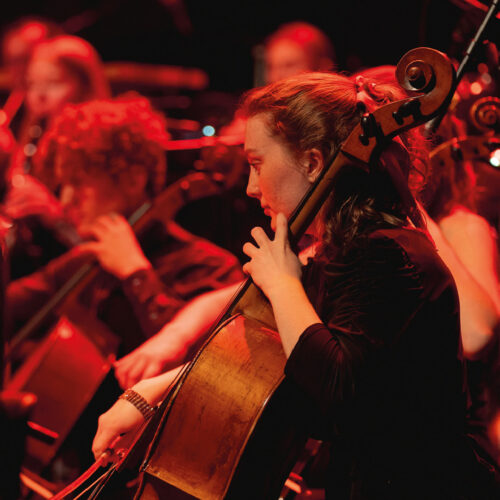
[245,114,273,148]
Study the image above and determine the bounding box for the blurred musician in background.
[222,21,336,141]
[419,82,500,463]
[1,34,111,279]
[5,95,243,482]
[264,21,336,84]
[17,34,110,177]
[1,17,63,126]
[7,94,243,361]
[420,106,500,464]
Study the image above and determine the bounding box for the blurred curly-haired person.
[8,95,243,357]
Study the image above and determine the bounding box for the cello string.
[136,361,194,472]
[74,463,118,500]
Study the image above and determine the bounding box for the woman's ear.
[302,148,324,184]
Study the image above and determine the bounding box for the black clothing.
[285,228,499,499]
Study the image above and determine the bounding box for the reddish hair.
[241,72,427,254]
[35,94,169,197]
[242,72,357,162]
[266,22,336,71]
[28,35,110,101]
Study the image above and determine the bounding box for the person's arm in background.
[114,282,242,389]
[422,206,500,358]
[6,247,91,336]
[79,215,244,338]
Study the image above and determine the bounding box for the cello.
[428,96,500,174]
[56,46,456,500]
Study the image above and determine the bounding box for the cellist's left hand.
[242,212,302,300]
[77,213,152,279]
[242,212,321,357]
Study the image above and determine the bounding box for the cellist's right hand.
[92,396,144,464]
[93,367,185,462]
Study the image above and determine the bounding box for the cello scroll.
[428,96,500,176]
[470,96,500,133]
[344,47,455,164]
[289,47,456,241]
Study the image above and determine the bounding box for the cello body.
[137,292,308,499]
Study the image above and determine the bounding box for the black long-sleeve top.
[285,227,499,499]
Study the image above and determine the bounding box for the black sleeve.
[284,234,435,419]
[6,249,90,335]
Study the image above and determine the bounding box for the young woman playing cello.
[93,72,499,499]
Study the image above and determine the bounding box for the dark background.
[1,0,498,94]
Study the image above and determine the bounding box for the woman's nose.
[246,168,260,199]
